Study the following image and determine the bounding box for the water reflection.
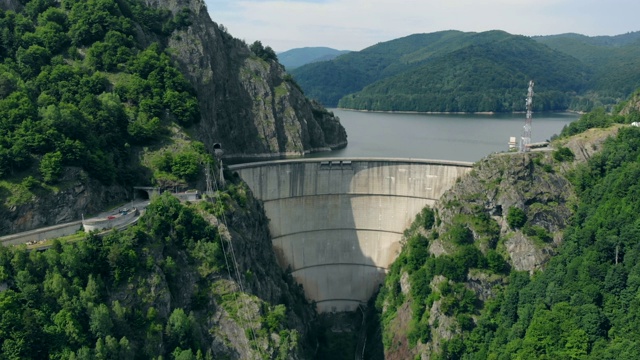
[305,109,579,162]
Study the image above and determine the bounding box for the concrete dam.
[230,158,473,313]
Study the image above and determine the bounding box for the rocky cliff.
[0,168,128,235]
[436,152,574,272]
[375,149,582,359]
[176,184,317,359]
[0,187,319,358]
[0,0,346,235]
[374,123,624,359]
[146,0,347,158]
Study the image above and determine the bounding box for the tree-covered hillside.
[292,30,640,113]
[535,32,640,105]
[0,189,314,359]
[0,0,200,189]
[373,91,640,359]
[339,35,588,113]
[290,30,503,107]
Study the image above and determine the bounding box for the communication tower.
[520,80,534,152]
[205,162,214,196]
[213,143,225,187]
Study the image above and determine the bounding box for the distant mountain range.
[277,47,351,70]
[288,30,640,113]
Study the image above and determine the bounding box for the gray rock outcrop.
[149,0,347,158]
[436,152,574,272]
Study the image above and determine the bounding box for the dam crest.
[230,158,473,313]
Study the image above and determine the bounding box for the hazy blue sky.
[204,0,639,52]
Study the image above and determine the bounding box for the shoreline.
[333,108,585,116]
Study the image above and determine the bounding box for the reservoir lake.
[307,109,580,162]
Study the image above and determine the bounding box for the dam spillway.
[230,158,473,313]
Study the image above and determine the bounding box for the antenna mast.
[213,143,225,188]
[205,162,214,196]
[520,80,534,152]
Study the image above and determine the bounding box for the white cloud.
[205,0,640,52]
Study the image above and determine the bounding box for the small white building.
[174,190,201,202]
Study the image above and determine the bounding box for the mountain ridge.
[291,30,640,112]
[277,46,351,70]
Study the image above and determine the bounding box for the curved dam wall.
[230,158,473,313]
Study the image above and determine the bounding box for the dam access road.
[230,158,473,313]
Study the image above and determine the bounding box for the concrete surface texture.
[230,158,473,313]
[0,221,83,246]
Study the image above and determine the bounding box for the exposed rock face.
[562,126,620,163]
[194,188,317,359]
[504,231,555,271]
[150,0,347,158]
[0,0,20,11]
[0,168,128,235]
[379,151,579,360]
[465,271,506,302]
[436,152,574,272]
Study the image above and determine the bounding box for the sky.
[204,0,640,53]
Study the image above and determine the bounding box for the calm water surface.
[306,109,579,162]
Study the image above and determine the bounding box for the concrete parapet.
[0,221,83,246]
[231,158,472,312]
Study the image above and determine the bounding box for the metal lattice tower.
[213,143,225,188]
[205,162,214,196]
[520,80,534,152]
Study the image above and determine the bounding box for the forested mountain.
[0,0,346,235]
[340,35,588,113]
[534,31,640,104]
[277,47,350,70]
[290,30,492,107]
[371,91,640,359]
[292,30,640,112]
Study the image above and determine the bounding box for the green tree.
[486,249,509,273]
[422,206,435,229]
[39,150,63,183]
[448,223,474,245]
[553,146,575,162]
[17,44,51,77]
[165,308,193,348]
[249,40,277,62]
[89,303,113,338]
[163,90,200,125]
[265,304,286,332]
[507,206,527,230]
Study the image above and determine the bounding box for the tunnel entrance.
[133,186,159,200]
